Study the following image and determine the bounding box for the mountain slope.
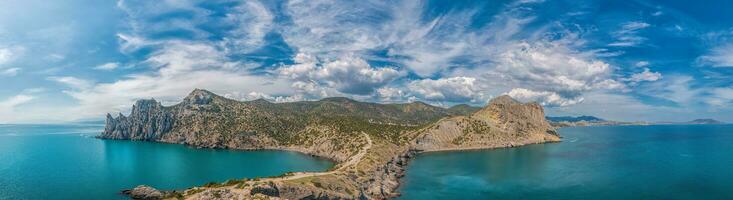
[101,89,559,200]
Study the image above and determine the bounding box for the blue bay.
[398,125,733,200]
[0,124,333,200]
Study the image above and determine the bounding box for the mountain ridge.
[100,89,560,200]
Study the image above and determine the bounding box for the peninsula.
[99,89,560,200]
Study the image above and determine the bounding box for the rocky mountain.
[546,115,605,123]
[686,119,724,124]
[545,115,651,127]
[100,89,559,200]
[656,118,726,125]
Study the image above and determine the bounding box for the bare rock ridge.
[99,89,560,200]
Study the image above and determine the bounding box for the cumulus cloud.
[609,21,650,47]
[278,53,405,95]
[470,39,623,105]
[407,77,487,103]
[223,91,305,103]
[94,62,120,70]
[624,68,662,84]
[376,87,407,102]
[506,88,584,106]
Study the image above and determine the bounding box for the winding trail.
[274,133,373,181]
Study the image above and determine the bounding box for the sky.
[0,0,732,123]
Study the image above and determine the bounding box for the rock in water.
[122,185,163,200]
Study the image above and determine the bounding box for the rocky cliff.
[100,89,559,200]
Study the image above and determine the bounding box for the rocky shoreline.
[99,89,560,200]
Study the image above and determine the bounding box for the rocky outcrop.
[122,185,164,200]
[412,95,560,152]
[101,99,174,140]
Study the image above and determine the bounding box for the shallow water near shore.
[0,124,334,200]
[398,124,733,200]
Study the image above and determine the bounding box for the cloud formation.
[278,53,405,95]
[407,77,486,103]
[698,43,733,67]
[609,21,650,47]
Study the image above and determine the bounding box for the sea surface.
[398,124,733,200]
[0,124,333,200]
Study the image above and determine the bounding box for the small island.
[100,89,560,200]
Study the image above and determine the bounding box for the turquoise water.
[0,124,333,200]
[399,125,733,200]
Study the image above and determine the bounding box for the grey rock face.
[99,99,175,140]
[250,182,279,197]
[122,185,163,200]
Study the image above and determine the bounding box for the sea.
[2,124,732,200]
[0,124,333,200]
[398,124,733,200]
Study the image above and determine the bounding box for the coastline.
[117,133,561,199]
[100,90,561,199]
[96,136,343,167]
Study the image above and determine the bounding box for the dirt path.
[273,132,373,181]
[185,133,374,199]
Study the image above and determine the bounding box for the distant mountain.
[686,119,724,124]
[546,115,605,123]
[447,104,481,115]
[655,118,726,125]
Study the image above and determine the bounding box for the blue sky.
[0,0,732,123]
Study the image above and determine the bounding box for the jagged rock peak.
[183,88,216,105]
[489,95,520,105]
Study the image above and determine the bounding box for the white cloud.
[223,0,273,52]
[46,41,294,120]
[1,67,20,76]
[635,61,650,67]
[0,94,35,123]
[224,91,305,103]
[609,21,650,47]
[0,48,14,65]
[642,75,700,105]
[407,77,486,102]
[506,88,584,107]
[94,62,120,70]
[48,76,93,89]
[117,33,155,53]
[706,87,733,107]
[625,68,662,84]
[698,43,733,67]
[281,0,492,77]
[0,94,34,110]
[376,87,406,102]
[278,53,405,95]
[469,39,621,105]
